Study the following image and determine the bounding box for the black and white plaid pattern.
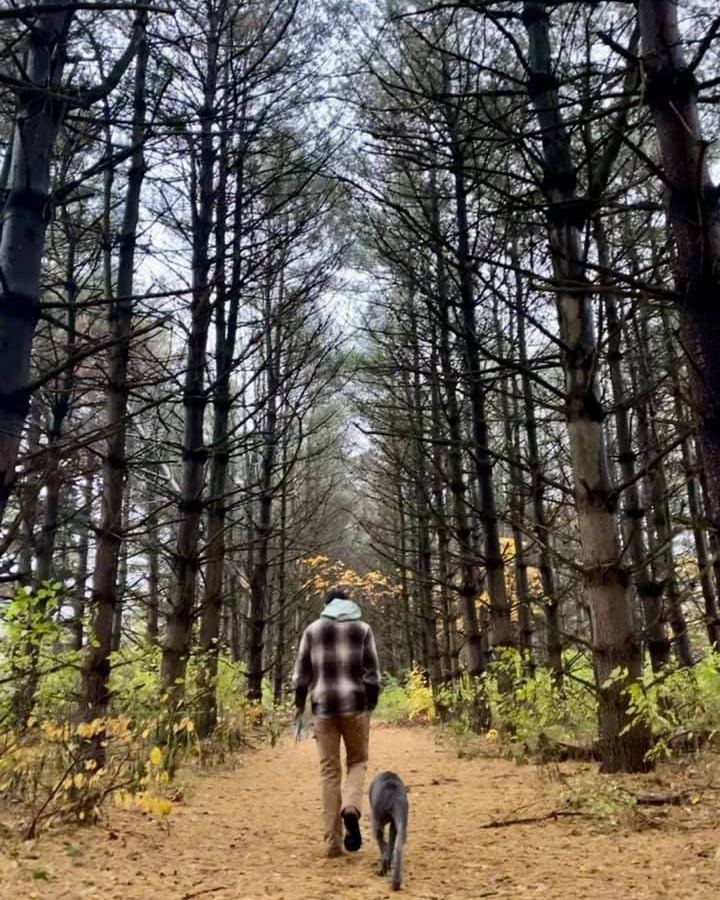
[293,617,381,717]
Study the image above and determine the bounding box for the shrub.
[375,675,410,723]
[375,667,437,724]
[488,649,598,756]
[0,714,187,838]
[624,651,720,761]
[406,665,436,722]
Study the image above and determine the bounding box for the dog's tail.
[391,801,407,891]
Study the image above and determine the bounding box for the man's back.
[293,597,381,717]
[292,589,381,858]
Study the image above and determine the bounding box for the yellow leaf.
[150,746,163,767]
[155,798,172,816]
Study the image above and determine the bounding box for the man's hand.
[293,707,305,742]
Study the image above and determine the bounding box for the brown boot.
[325,840,343,859]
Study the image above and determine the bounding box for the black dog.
[369,771,409,891]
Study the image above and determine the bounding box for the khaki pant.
[314,713,370,849]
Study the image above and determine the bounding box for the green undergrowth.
[0,587,291,838]
[376,649,720,768]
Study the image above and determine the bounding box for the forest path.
[1,723,719,899]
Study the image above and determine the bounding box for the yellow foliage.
[675,555,700,582]
[149,746,163,767]
[407,666,435,723]
[302,555,330,569]
[115,789,173,818]
[1,712,179,835]
[471,537,548,623]
[297,557,400,610]
[243,702,265,728]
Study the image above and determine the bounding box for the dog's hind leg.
[373,816,388,875]
[391,825,405,892]
[387,820,397,878]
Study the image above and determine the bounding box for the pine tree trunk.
[0,4,73,523]
[407,298,442,686]
[112,487,131,653]
[512,248,563,683]
[448,137,513,652]
[246,288,280,702]
[36,222,78,586]
[596,222,669,672]
[495,298,533,669]
[632,313,692,667]
[695,441,720,648]
[524,1,650,772]
[429,187,484,677]
[72,463,94,652]
[273,438,289,706]
[145,464,161,645]
[661,311,720,650]
[429,342,456,680]
[396,482,415,668]
[196,101,232,736]
[84,16,148,723]
[161,12,220,701]
[17,219,80,720]
[638,0,720,528]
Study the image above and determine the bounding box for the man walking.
[293,587,381,858]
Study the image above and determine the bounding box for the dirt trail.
[1,723,718,899]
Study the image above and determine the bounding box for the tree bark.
[273,439,289,706]
[596,222,669,672]
[632,312,692,668]
[0,3,74,523]
[429,184,485,677]
[429,339,458,681]
[495,300,534,671]
[407,297,442,686]
[112,486,131,653]
[83,13,148,722]
[71,462,94,652]
[661,310,720,650]
[246,284,280,702]
[695,440,720,649]
[638,0,720,528]
[523,1,650,772]
[145,462,161,645]
[35,216,78,587]
[447,124,513,652]
[397,481,415,669]
[195,80,234,736]
[161,9,220,701]
[512,247,563,683]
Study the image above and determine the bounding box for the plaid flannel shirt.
[292,616,381,717]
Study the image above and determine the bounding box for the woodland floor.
[1,723,719,900]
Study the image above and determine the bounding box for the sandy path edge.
[1,723,718,899]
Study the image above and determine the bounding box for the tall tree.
[0,4,141,524]
[83,10,149,721]
[638,0,720,524]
